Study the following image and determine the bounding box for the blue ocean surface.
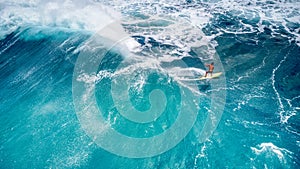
[0,0,300,168]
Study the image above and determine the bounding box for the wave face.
[1,0,299,168]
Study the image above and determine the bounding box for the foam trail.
[271,49,293,124]
[167,67,205,78]
[76,52,204,97]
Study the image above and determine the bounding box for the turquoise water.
[1,0,300,168]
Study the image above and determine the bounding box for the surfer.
[204,62,214,77]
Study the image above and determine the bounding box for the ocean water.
[0,0,300,168]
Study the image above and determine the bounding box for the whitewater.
[0,0,299,168]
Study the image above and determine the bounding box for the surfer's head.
[211,62,214,65]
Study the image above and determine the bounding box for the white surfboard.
[199,72,222,80]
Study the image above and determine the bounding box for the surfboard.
[199,72,222,80]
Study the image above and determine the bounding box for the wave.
[1,0,299,168]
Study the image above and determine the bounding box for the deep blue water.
[1,0,300,168]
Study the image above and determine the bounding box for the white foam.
[1,0,299,45]
[251,142,292,161]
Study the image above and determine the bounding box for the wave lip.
[0,0,120,38]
